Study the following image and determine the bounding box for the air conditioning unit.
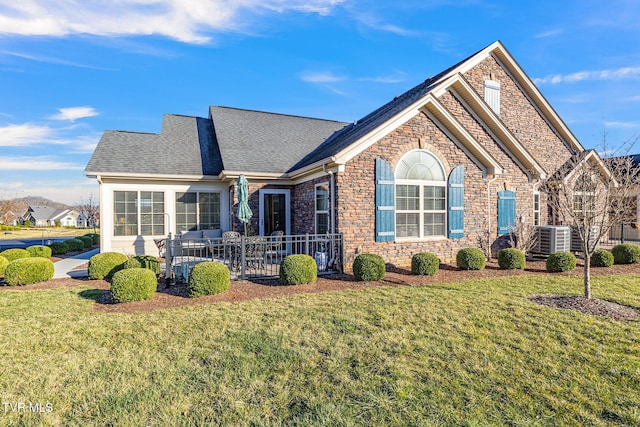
[532,226,571,255]
[570,226,600,252]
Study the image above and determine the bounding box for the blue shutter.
[497,190,516,235]
[448,165,465,238]
[375,158,395,242]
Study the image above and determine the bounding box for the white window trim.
[395,179,447,240]
[175,191,222,233]
[533,192,540,226]
[113,190,166,237]
[315,183,330,235]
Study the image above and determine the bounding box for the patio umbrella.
[237,175,253,235]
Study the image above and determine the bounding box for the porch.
[164,233,344,282]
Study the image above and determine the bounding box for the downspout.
[486,174,498,259]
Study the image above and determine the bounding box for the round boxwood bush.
[546,252,577,273]
[497,248,526,270]
[27,245,52,258]
[4,257,54,286]
[88,252,128,280]
[84,233,100,245]
[49,241,69,256]
[611,244,640,265]
[65,238,85,252]
[78,235,94,249]
[188,262,231,297]
[590,249,614,268]
[122,255,161,275]
[352,253,386,281]
[411,252,440,276]
[0,248,31,262]
[0,256,8,276]
[456,248,486,270]
[110,267,157,303]
[280,254,318,285]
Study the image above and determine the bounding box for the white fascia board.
[422,97,503,177]
[489,48,584,154]
[449,76,547,180]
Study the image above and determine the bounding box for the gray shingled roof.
[86,114,222,176]
[291,50,482,171]
[87,44,487,178]
[209,106,348,174]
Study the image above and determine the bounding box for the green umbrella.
[237,175,253,235]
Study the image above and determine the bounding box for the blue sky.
[1,0,639,205]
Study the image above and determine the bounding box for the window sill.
[394,236,448,243]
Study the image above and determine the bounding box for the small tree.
[507,215,538,255]
[541,142,640,298]
[77,194,100,232]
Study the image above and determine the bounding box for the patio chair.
[265,230,285,263]
[222,231,241,269]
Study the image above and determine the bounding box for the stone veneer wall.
[463,56,575,174]
[336,110,493,269]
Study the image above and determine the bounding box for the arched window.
[395,150,446,238]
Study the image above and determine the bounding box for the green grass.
[0,227,93,241]
[1,274,640,426]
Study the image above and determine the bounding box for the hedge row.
[47,233,99,256]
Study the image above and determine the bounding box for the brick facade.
[322,57,574,269]
[236,52,577,270]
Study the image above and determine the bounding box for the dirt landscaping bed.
[3,257,640,319]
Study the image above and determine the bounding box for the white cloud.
[534,28,564,38]
[0,0,345,43]
[49,106,99,122]
[0,50,115,69]
[0,156,85,171]
[604,120,640,129]
[300,71,346,83]
[534,66,640,84]
[0,123,55,147]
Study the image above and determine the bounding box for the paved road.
[0,236,70,251]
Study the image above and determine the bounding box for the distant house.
[23,206,80,227]
[86,40,604,265]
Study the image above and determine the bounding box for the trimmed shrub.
[188,262,231,297]
[27,245,52,258]
[497,248,526,270]
[411,252,440,276]
[84,233,100,245]
[456,248,486,270]
[590,249,614,268]
[352,253,386,281]
[4,258,54,286]
[611,244,640,265]
[280,254,318,285]
[49,241,69,256]
[78,235,94,249]
[110,268,157,303]
[88,252,128,280]
[0,248,31,262]
[546,252,577,273]
[122,255,161,275]
[0,256,8,276]
[65,238,85,252]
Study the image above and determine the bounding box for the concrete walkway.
[53,248,100,279]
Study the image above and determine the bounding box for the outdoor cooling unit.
[532,226,571,255]
[570,226,600,252]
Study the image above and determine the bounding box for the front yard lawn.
[1,273,639,425]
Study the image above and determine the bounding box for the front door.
[259,190,290,236]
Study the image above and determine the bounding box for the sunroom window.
[395,150,446,238]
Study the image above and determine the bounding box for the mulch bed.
[2,258,640,320]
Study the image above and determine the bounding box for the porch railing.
[165,233,344,282]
